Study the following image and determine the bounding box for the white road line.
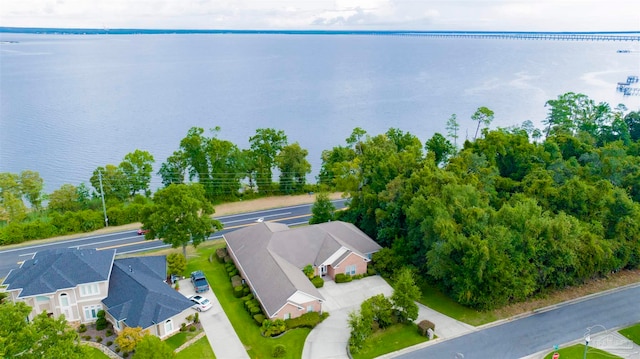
[222,212,290,225]
[214,199,344,220]
[18,252,36,257]
[0,231,138,254]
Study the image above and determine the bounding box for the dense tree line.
[324,93,640,309]
[0,127,312,244]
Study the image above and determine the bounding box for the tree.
[120,149,155,197]
[472,106,494,139]
[132,335,175,359]
[142,184,222,258]
[115,326,149,354]
[19,170,44,210]
[347,310,371,354]
[276,142,311,194]
[167,253,186,276]
[90,164,129,201]
[309,192,335,224]
[0,172,26,223]
[48,184,80,212]
[0,302,89,359]
[425,133,455,166]
[249,128,288,193]
[445,113,460,148]
[390,268,421,322]
[625,110,640,141]
[158,151,187,187]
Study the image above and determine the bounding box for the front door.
[320,265,327,276]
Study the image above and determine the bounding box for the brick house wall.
[332,252,368,277]
[272,299,322,320]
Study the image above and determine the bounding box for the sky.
[1,0,639,31]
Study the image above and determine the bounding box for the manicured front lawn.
[543,344,621,359]
[184,242,312,359]
[351,322,428,359]
[86,346,110,359]
[415,280,496,326]
[165,328,202,350]
[619,323,640,345]
[176,337,216,359]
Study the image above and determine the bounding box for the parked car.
[137,228,149,235]
[190,270,210,293]
[188,295,212,312]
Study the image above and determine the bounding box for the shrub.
[261,319,286,337]
[243,286,251,296]
[241,293,254,302]
[180,323,187,332]
[250,306,262,315]
[231,275,243,288]
[115,347,121,353]
[96,337,103,343]
[186,314,194,322]
[83,335,92,340]
[106,329,113,337]
[367,266,376,276]
[107,341,113,346]
[335,273,352,283]
[123,352,129,358]
[216,248,228,263]
[253,314,266,325]
[78,324,87,333]
[285,312,323,330]
[272,344,287,358]
[233,285,244,298]
[228,269,238,277]
[194,312,200,324]
[311,276,324,288]
[96,310,107,330]
[417,320,436,337]
[223,255,233,264]
[189,325,196,332]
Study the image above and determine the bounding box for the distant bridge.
[373,32,640,41]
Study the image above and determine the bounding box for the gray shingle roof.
[102,256,192,329]
[224,221,381,317]
[2,248,115,298]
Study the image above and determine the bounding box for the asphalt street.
[397,284,640,359]
[0,199,347,279]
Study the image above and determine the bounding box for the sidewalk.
[177,279,249,359]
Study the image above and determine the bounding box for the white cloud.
[0,0,638,30]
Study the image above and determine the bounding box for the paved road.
[0,199,347,278]
[396,284,640,359]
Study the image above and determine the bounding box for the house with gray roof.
[224,221,381,320]
[2,248,192,339]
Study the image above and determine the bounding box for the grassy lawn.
[351,322,428,359]
[184,242,312,359]
[415,280,497,326]
[86,346,110,359]
[543,344,621,358]
[176,337,216,359]
[619,323,640,345]
[164,328,202,350]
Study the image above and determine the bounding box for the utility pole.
[98,169,108,227]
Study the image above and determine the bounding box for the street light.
[582,334,590,359]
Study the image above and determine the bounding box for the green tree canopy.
[309,192,335,224]
[120,149,155,197]
[276,142,311,194]
[132,334,175,359]
[249,128,288,193]
[142,183,222,258]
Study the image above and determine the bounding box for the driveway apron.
[178,279,249,359]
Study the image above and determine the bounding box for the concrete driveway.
[302,275,475,359]
[177,278,249,359]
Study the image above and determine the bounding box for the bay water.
[1,33,638,194]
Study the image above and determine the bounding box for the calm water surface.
[1,33,638,193]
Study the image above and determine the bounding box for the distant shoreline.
[1,27,639,36]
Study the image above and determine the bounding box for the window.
[165,319,174,333]
[36,296,49,302]
[345,265,356,275]
[59,293,69,307]
[83,304,102,320]
[80,283,100,297]
[284,313,291,320]
[307,305,314,313]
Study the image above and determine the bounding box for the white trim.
[323,247,349,266]
[333,251,368,267]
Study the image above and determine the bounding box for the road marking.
[0,231,138,254]
[18,252,36,257]
[213,199,345,220]
[222,212,291,225]
[97,239,161,251]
